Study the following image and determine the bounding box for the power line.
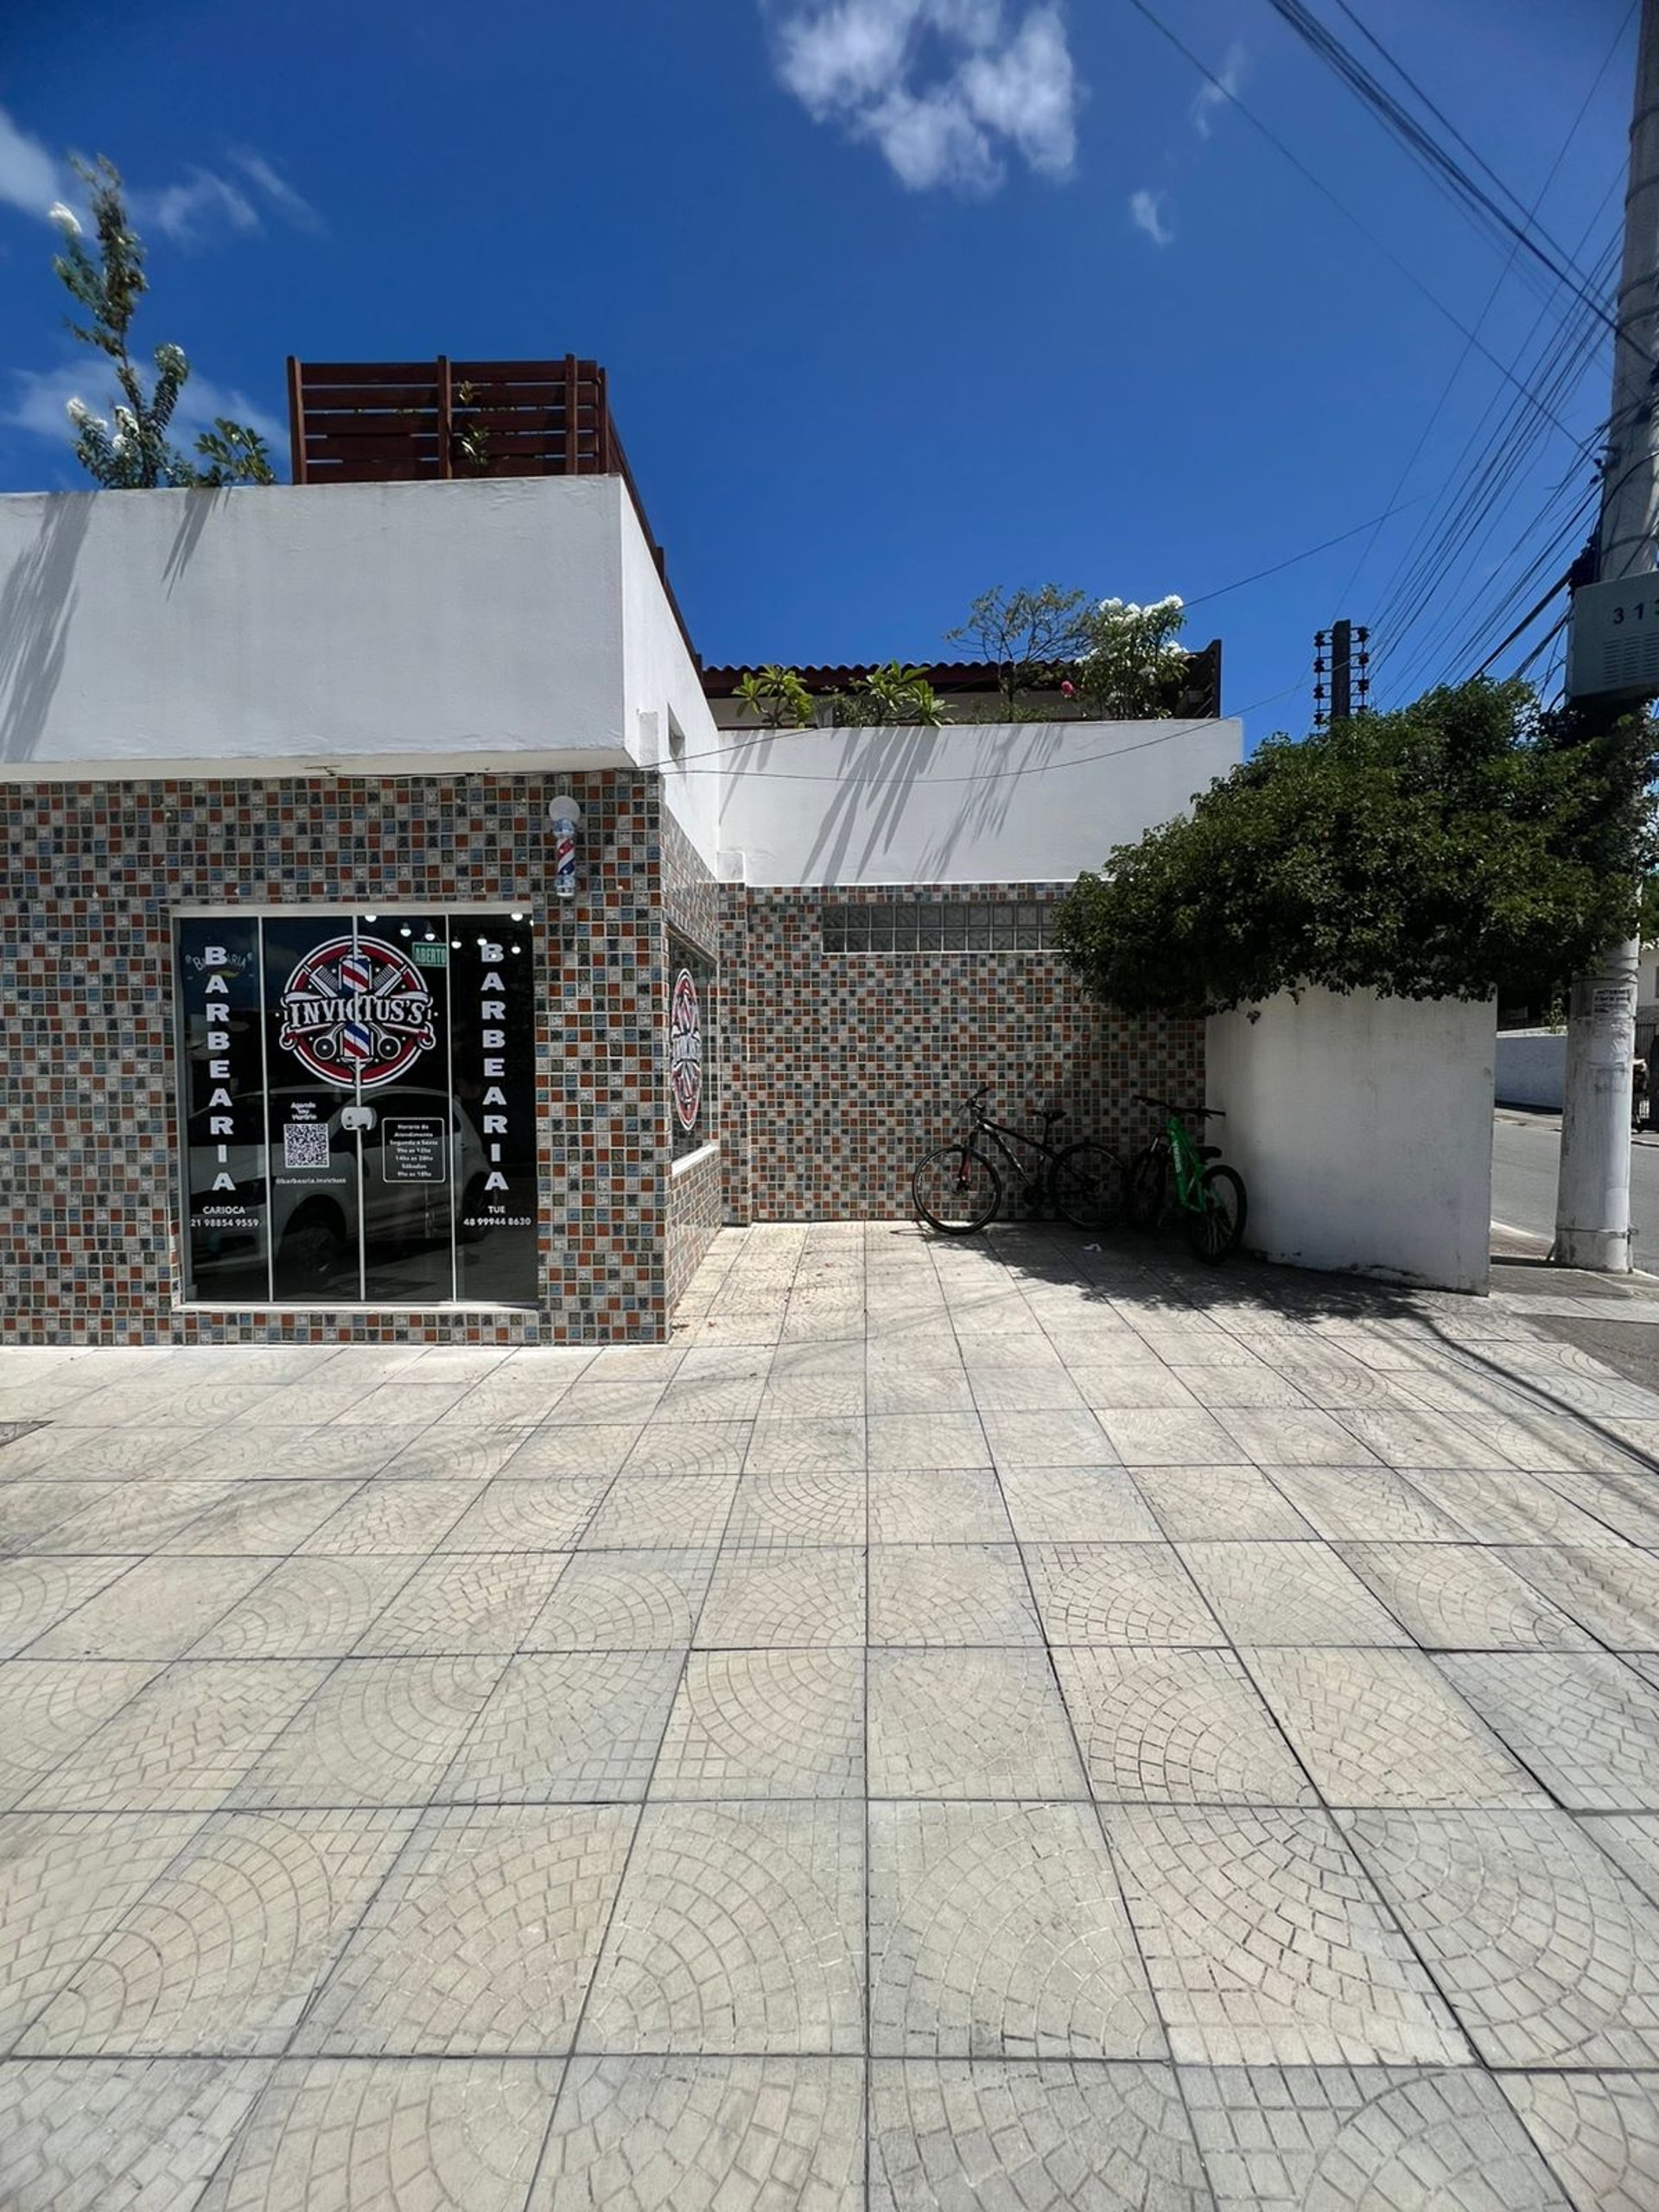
[1120,0,1586,437]
[1181,498,1429,609]
[1262,0,1617,330]
[1332,10,1633,613]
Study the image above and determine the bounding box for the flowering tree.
[946,584,1190,717]
[49,157,273,488]
[1072,595,1188,718]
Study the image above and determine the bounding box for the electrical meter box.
[1567,575,1659,702]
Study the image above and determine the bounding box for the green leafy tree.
[734,664,817,728]
[1050,679,1658,1015]
[49,156,274,488]
[945,583,1093,715]
[833,663,949,727]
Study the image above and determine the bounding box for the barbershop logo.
[670,968,702,1131]
[278,936,436,1089]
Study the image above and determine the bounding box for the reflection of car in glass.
[187,1089,489,1281]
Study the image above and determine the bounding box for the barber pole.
[547,794,582,902]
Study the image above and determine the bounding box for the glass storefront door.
[175,910,537,1306]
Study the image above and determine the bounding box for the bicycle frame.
[969,1105,1065,1189]
[1165,1112,1207,1211]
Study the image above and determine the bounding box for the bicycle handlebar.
[1133,1095,1225,1120]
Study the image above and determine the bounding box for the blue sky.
[0,0,1635,744]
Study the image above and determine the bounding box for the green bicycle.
[1128,1095,1248,1263]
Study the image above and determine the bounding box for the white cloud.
[0,104,319,247]
[6,358,283,450]
[0,107,65,219]
[767,0,1079,195]
[1129,187,1173,247]
[1190,40,1246,139]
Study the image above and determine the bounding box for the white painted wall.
[718,718,1242,887]
[0,478,709,792]
[1205,987,1497,1294]
[616,493,723,870]
[1495,1030,1567,1110]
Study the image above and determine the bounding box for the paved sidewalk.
[3,1224,1659,2206]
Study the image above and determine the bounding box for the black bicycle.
[912,1085,1128,1235]
[1127,1094,1248,1262]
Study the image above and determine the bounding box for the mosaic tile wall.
[719,881,1204,1221]
[1,769,670,1345]
[659,803,723,1308]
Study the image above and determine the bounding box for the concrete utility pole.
[1553,0,1659,1271]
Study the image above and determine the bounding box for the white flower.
[48,201,81,236]
[65,397,101,429]
[154,342,188,379]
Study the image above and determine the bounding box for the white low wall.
[1495,1029,1567,1111]
[1205,988,1497,1294]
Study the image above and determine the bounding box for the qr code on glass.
[283,1122,332,1172]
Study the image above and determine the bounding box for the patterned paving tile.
[1103,1806,1471,2067]
[1326,1409,1493,1470]
[1581,1812,1659,1904]
[30,1481,235,1554]
[1496,1544,1659,1648]
[190,1558,416,1660]
[232,1656,504,1809]
[1338,1808,1659,2065]
[1243,1648,1547,1808]
[870,2057,1214,2212]
[499,1426,642,1478]
[869,1800,1163,2060]
[1408,1469,1632,1547]
[652,1648,863,1798]
[868,1414,992,1471]
[1135,1468,1316,1541]
[624,1422,755,1478]
[546,1379,671,1426]
[296,1480,475,1554]
[25,1557,274,1662]
[1440,1651,1659,1811]
[0,2056,270,2212]
[0,1661,156,1811]
[294,1805,634,2056]
[1180,1543,1412,1647]
[26,1661,329,1813]
[1262,1466,1461,1542]
[160,1482,363,1554]
[0,1556,141,1657]
[1095,1411,1249,1467]
[868,1649,1086,1799]
[869,1545,1042,1647]
[435,1478,608,1552]
[579,1476,738,1550]
[526,1551,715,1651]
[1542,1467,1659,1547]
[995,1465,1162,1543]
[534,2053,864,2211]
[1067,1364,1205,1412]
[353,1553,569,1656]
[1025,1542,1220,1646]
[868,1469,1013,1544]
[1055,1649,1315,1805]
[195,2057,560,2212]
[0,1811,207,2044]
[1185,2064,1571,2210]
[583,1802,864,2053]
[1338,1543,1594,1650]
[16,1808,412,2056]
[372,1426,530,1483]
[1499,2069,1659,2212]
[723,1471,868,1548]
[696,1548,865,1648]
[438,1650,684,1803]
[1217,1412,1383,1469]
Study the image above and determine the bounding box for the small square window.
[965,906,992,950]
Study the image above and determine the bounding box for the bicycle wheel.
[1050,1139,1127,1230]
[912,1142,1002,1234]
[1185,1164,1247,1263]
[1127,1145,1166,1230]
